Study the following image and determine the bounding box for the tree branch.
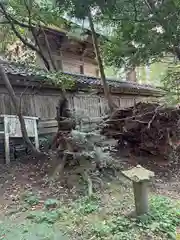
[0,2,50,70]
[102,16,151,23]
[40,26,57,71]
[0,7,30,29]
[23,0,53,70]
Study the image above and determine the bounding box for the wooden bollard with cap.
[122,165,154,216]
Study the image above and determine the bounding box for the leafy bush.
[71,129,113,168]
[73,196,100,215]
[27,209,62,224]
[91,222,112,237]
[44,199,59,209]
[162,64,180,105]
[22,191,40,206]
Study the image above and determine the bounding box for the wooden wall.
[36,50,99,77]
[0,86,158,134]
[0,86,154,120]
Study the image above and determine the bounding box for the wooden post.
[133,181,149,215]
[34,119,39,150]
[122,165,154,216]
[4,117,10,164]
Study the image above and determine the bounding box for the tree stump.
[122,165,154,216]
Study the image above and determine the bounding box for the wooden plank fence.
[0,91,158,134]
[37,95,156,135]
[38,117,103,135]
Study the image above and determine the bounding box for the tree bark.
[174,47,180,61]
[126,65,137,82]
[87,9,116,113]
[0,64,39,154]
[41,27,57,71]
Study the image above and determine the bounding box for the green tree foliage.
[101,0,180,69]
[0,0,65,60]
[0,0,77,87]
[1,0,65,29]
[56,0,116,18]
[162,64,180,104]
[0,0,108,53]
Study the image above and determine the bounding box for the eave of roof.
[0,61,162,97]
[42,16,107,43]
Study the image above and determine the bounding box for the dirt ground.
[0,152,179,213]
[113,149,180,199]
[0,153,179,240]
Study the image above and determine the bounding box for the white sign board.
[0,115,39,164]
[5,116,36,137]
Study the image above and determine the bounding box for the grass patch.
[27,209,62,224]
[53,185,180,239]
[72,195,100,215]
[2,180,180,240]
[0,221,68,240]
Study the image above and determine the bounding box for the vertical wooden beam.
[34,119,39,150]
[4,117,10,164]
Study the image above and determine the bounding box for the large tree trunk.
[87,9,116,113]
[126,66,137,82]
[0,64,39,154]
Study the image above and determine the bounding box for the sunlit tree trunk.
[88,9,116,113]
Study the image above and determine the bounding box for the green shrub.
[44,199,59,209]
[74,196,100,214]
[27,209,62,224]
[22,191,40,206]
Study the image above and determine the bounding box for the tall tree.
[56,0,117,112]
[88,9,115,112]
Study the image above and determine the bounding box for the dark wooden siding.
[0,86,156,120]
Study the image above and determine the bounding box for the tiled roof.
[2,61,47,78]
[64,72,159,92]
[0,61,162,96]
